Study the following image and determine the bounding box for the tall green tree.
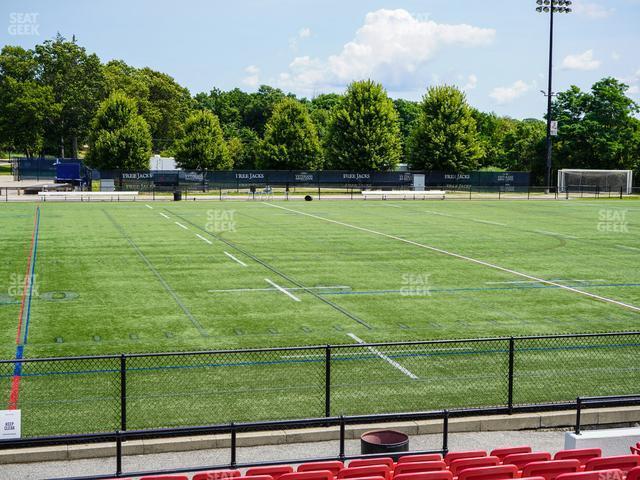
[138,68,192,149]
[0,78,59,158]
[502,119,546,175]
[34,34,105,157]
[327,80,402,171]
[394,99,421,163]
[0,46,59,157]
[173,111,231,170]
[103,62,193,153]
[552,78,640,172]
[244,85,288,135]
[259,98,322,170]
[309,93,342,148]
[409,85,482,172]
[86,93,152,170]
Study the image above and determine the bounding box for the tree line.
[1,35,639,183]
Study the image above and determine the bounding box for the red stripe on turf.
[9,207,39,409]
[8,371,21,410]
[15,207,38,344]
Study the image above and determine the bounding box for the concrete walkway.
[3,429,568,480]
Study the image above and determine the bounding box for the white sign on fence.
[0,410,21,439]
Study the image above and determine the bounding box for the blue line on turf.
[22,206,40,345]
[12,345,24,377]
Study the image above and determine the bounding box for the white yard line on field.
[224,251,248,267]
[265,278,301,302]
[347,333,419,379]
[159,212,170,219]
[474,219,507,226]
[208,285,350,293]
[616,245,640,252]
[195,233,212,245]
[534,229,580,240]
[175,221,188,230]
[263,202,640,314]
[145,204,153,209]
[485,279,605,285]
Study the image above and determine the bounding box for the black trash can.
[173,190,182,201]
[361,429,409,457]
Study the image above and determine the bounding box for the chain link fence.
[1,332,639,438]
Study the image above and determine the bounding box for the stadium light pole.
[536,0,572,192]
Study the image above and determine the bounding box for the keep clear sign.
[0,410,21,439]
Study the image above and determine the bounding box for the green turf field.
[1,199,639,436]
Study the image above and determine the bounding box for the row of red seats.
[109,447,640,480]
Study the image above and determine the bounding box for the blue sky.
[2,0,639,119]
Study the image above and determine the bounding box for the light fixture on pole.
[536,0,572,192]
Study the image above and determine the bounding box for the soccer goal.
[558,169,633,194]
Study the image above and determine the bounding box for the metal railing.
[2,393,639,480]
[574,394,640,434]
[1,331,639,439]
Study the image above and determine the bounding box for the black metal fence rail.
[1,331,639,439]
[2,394,639,480]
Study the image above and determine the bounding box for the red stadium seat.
[450,457,501,477]
[193,470,242,480]
[298,462,345,475]
[246,466,294,480]
[393,461,446,477]
[632,443,640,455]
[394,471,453,480]
[585,455,640,473]
[235,477,275,480]
[339,465,392,480]
[457,465,519,480]
[521,460,581,480]
[490,447,532,462]
[445,451,487,465]
[502,452,551,470]
[556,469,625,480]
[398,454,444,464]
[628,467,640,480]
[350,458,395,469]
[140,476,189,480]
[281,471,333,480]
[554,449,601,465]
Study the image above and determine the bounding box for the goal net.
[558,169,633,194]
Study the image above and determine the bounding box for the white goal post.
[558,169,633,194]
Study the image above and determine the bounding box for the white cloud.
[622,69,640,96]
[611,51,621,61]
[242,65,260,87]
[289,27,312,50]
[489,80,531,104]
[562,50,601,71]
[573,1,614,18]
[298,27,311,39]
[463,74,478,91]
[277,9,495,94]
